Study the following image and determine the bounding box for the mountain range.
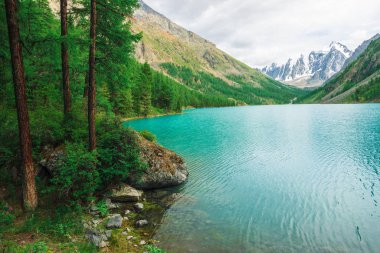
[261,42,353,88]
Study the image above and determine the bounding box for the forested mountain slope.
[133,0,307,105]
[299,37,380,104]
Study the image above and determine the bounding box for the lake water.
[127,105,380,253]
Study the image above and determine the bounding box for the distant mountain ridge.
[343,33,380,68]
[262,42,352,88]
[132,0,307,105]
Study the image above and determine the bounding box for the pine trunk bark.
[88,0,97,151]
[61,0,71,115]
[4,0,37,210]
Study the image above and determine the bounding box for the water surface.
[128,105,380,253]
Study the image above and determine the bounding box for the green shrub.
[139,130,157,142]
[47,117,145,203]
[0,201,15,234]
[97,117,146,187]
[0,108,18,168]
[146,244,166,253]
[28,241,49,253]
[61,106,88,142]
[49,143,99,202]
[19,205,83,239]
[30,109,65,150]
[96,200,109,217]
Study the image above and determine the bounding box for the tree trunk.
[4,0,37,210]
[60,0,71,115]
[83,71,88,98]
[88,0,97,151]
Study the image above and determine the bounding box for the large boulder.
[128,134,189,189]
[108,185,142,202]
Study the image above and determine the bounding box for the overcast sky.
[144,0,380,68]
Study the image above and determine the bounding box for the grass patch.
[139,130,157,142]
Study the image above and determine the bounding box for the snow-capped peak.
[329,41,352,58]
[261,41,353,88]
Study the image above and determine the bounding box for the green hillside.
[299,37,380,103]
[161,63,307,105]
[133,1,307,105]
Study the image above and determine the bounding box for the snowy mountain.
[261,42,352,88]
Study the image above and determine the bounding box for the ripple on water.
[128,104,380,253]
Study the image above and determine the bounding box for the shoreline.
[122,112,185,122]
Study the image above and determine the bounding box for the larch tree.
[88,0,97,151]
[4,0,37,210]
[60,0,71,116]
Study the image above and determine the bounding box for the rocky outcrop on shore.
[128,134,189,189]
[38,132,189,190]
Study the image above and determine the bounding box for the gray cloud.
[144,0,380,67]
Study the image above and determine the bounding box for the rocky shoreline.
[84,185,182,252]
[122,112,184,122]
[38,132,189,251]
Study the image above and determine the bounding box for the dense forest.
[0,0,201,252]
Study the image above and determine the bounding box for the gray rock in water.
[136,219,148,227]
[106,214,123,229]
[108,185,143,202]
[134,203,144,213]
[128,134,189,189]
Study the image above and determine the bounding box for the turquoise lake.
[127,105,380,253]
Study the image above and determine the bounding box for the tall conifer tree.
[4,0,37,210]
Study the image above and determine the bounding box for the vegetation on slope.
[161,63,308,105]
[133,1,307,104]
[299,37,380,103]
